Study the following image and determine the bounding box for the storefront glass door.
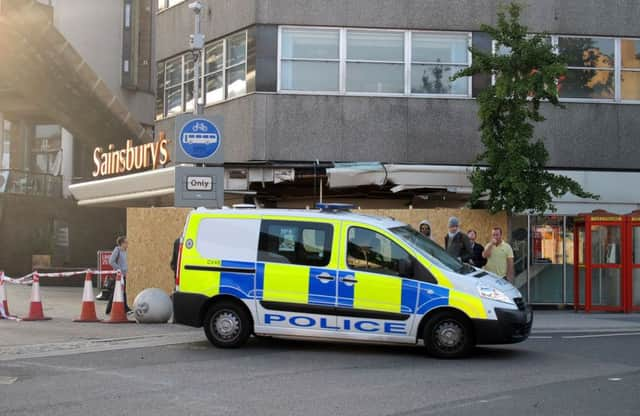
[590,224,623,310]
[529,216,565,303]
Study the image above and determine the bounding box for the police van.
[173,204,532,358]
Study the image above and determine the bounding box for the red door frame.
[573,220,584,311]
[575,212,626,313]
[627,215,640,313]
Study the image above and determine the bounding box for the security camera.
[188,1,203,13]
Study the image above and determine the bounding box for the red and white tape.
[1,269,120,284]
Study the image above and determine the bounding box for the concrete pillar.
[61,128,73,197]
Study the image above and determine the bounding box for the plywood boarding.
[126,207,506,301]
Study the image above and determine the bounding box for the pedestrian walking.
[418,220,432,239]
[106,236,131,314]
[444,216,473,263]
[467,229,487,267]
[483,227,515,282]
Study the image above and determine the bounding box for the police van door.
[256,218,340,335]
[337,224,419,342]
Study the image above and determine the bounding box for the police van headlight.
[477,286,514,305]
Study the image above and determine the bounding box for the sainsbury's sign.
[92,134,170,177]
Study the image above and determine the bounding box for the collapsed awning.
[327,163,640,215]
[327,163,473,194]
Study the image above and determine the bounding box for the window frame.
[277,26,473,99]
[258,220,334,268]
[491,35,640,105]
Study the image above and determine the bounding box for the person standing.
[467,229,486,267]
[444,217,473,263]
[419,220,432,239]
[483,227,515,282]
[106,236,131,314]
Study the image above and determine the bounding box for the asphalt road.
[1,331,640,416]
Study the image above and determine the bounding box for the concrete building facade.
[152,0,640,307]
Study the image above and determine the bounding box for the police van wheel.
[204,302,251,348]
[423,311,474,359]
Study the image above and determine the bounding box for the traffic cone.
[0,272,11,318]
[102,271,133,324]
[73,272,101,322]
[22,272,51,321]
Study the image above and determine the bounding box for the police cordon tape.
[1,269,119,285]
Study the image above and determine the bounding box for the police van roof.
[192,207,407,229]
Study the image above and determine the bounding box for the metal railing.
[0,169,62,198]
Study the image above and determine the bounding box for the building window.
[346,30,404,93]
[156,30,253,119]
[205,40,224,105]
[226,32,247,99]
[411,33,470,95]
[157,0,184,11]
[558,37,615,100]
[278,27,472,97]
[621,39,640,101]
[280,28,340,92]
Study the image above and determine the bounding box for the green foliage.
[452,2,598,214]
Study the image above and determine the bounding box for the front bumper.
[173,291,208,327]
[473,306,533,345]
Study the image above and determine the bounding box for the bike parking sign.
[173,114,224,164]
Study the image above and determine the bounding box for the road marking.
[562,332,640,339]
[608,378,623,382]
[529,336,553,339]
[0,376,17,384]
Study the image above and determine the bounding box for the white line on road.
[562,332,640,339]
[528,336,553,339]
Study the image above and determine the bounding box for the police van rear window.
[258,220,333,267]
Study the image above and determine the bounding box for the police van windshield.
[390,226,474,275]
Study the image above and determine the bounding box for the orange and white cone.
[22,272,51,321]
[73,272,101,323]
[102,271,133,324]
[0,272,11,318]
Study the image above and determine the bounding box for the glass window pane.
[281,28,339,60]
[226,64,246,98]
[281,61,339,91]
[346,63,404,93]
[591,268,621,307]
[205,42,224,74]
[184,83,194,112]
[165,58,182,87]
[622,71,640,100]
[227,32,246,67]
[166,86,182,115]
[347,227,411,277]
[205,73,224,104]
[411,64,468,94]
[258,221,333,267]
[168,0,182,7]
[591,225,621,264]
[347,31,404,61]
[157,0,166,10]
[184,55,194,82]
[412,33,468,63]
[155,88,164,120]
[621,39,640,68]
[560,69,615,99]
[558,37,615,68]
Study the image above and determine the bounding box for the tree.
[451,2,598,214]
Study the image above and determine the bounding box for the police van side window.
[258,220,333,267]
[347,227,436,283]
